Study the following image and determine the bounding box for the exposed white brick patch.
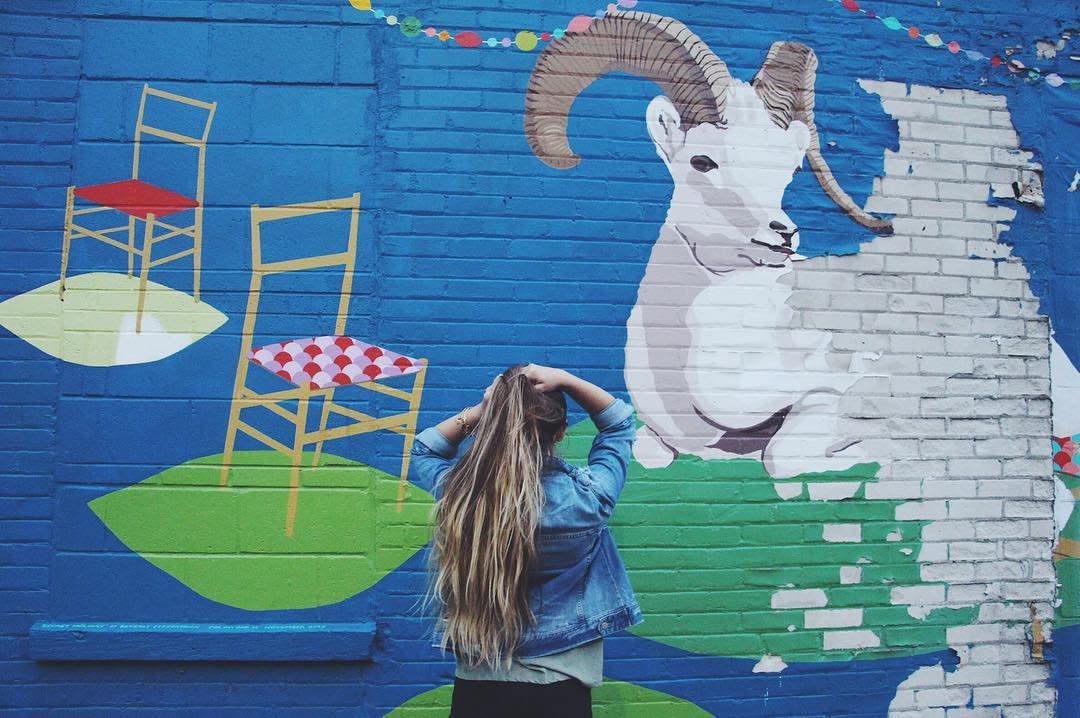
[772,588,829,610]
[774,481,803,500]
[824,629,882,651]
[823,523,862,543]
[807,481,861,501]
[752,654,788,674]
[840,566,863,584]
[842,80,1056,717]
[805,608,863,629]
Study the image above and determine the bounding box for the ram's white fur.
[626,82,868,477]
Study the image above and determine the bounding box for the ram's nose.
[768,220,799,247]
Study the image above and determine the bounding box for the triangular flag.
[348,0,372,10]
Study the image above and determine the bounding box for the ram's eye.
[691,155,719,172]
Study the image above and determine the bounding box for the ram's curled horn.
[524,11,732,169]
[752,42,894,235]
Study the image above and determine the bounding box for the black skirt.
[449,677,592,718]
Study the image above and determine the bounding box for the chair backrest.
[237,193,362,361]
[132,84,218,204]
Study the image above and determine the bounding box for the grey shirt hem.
[454,638,603,688]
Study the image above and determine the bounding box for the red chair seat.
[74,179,198,220]
[248,335,424,391]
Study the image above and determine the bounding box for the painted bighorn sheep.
[524,11,894,477]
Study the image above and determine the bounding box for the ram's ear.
[647,96,686,165]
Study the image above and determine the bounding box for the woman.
[410,363,641,717]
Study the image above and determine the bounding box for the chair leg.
[192,210,202,303]
[135,213,155,333]
[396,363,428,512]
[59,186,75,300]
[220,399,243,488]
[311,391,334,467]
[285,389,311,537]
[396,429,417,513]
[126,216,137,277]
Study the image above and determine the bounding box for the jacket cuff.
[416,426,459,459]
[590,398,633,431]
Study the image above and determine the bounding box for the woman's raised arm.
[520,364,615,416]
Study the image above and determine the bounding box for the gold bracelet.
[453,408,475,436]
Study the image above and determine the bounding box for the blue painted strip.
[29,621,376,662]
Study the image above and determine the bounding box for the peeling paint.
[1013,168,1046,207]
[1031,604,1046,662]
[807,481,861,501]
[1035,29,1077,60]
[752,654,788,673]
[773,481,804,500]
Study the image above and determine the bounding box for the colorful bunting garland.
[346,0,639,50]
[348,0,1078,87]
[826,0,1079,90]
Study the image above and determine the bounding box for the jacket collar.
[543,454,574,474]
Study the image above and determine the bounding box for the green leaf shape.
[563,421,976,662]
[387,680,709,717]
[0,271,226,366]
[1059,557,1080,628]
[1055,471,1080,628]
[90,451,435,610]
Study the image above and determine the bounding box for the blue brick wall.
[0,0,76,708]
[1,0,1078,715]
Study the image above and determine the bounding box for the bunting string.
[346,0,638,50]
[347,0,1078,89]
[825,0,1079,90]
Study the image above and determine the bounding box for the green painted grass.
[388,680,709,717]
[562,422,976,662]
[1056,471,1080,628]
[90,415,982,656]
[90,451,435,610]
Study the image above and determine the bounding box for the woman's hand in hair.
[524,364,618,417]
[521,364,570,393]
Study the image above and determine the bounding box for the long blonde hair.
[430,365,568,668]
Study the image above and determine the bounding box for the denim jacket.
[409,398,643,658]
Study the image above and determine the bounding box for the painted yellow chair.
[220,193,428,536]
[59,84,217,332]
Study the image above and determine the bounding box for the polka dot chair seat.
[249,335,424,391]
[1054,435,1079,476]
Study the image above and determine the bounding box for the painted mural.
[217,193,427,535]
[3,0,1078,716]
[524,13,893,480]
[1053,331,1080,714]
[90,451,435,611]
[0,84,226,367]
[91,194,434,608]
[511,9,1061,712]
